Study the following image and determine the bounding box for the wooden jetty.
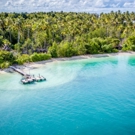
[10,66,28,76]
[10,66,46,84]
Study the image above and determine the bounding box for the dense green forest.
[0,11,135,68]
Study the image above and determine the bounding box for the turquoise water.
[0,55,135,135]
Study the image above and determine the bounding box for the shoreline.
[1,52,135,74]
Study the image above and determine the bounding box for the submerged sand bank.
[1,52,135,74]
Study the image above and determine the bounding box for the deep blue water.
[0,55,135,135]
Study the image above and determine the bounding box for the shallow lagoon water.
[0,55,135,135]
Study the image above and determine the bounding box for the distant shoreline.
[1,52,135,74]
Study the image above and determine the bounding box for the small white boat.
[40,76,46,81]
[35,76,46,81]
[21,74,46,84]
[35,77,41,81]
[21,79,29,84]
[27,78,33,82]
[30,75,36,81]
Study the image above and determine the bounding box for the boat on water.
[35,75,46,82]
[21,76,34,84]
[21,75,46,84]
[10,66,46,84]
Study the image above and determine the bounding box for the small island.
[1,2,135,134]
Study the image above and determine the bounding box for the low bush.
[30,53,51,62]
[16,54,30,65]
[0,61,11,69]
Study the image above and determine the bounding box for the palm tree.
[14,17,24,43]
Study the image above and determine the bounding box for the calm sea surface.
[0,55,135,135]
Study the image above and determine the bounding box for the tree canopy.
[0,11,135,68]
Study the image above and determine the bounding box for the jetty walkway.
[10,66,29,76]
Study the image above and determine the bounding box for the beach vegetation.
[0,11,135,68]
[0,51,15,68]
[15,54,30,65]
[30,53,51,62]
[0,61,11,69]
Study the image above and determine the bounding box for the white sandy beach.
[1,52,135,74]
